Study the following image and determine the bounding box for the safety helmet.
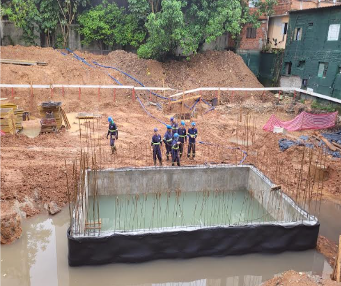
[191,122,196,126]
[166,124,172,129]
[174,133,179,138]
[108,117,113,123]
[170,117,174,121]
[154,128,158,132]
[181,120,185,126]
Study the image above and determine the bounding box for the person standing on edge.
[151,128,162,166]
[171,133,181,166]
[178,120,187,158]
[170,117,178,136]
[106,117,118,154]
[187,122,197,159]
[163,125,173,161]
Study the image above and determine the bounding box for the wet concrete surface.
[0,207,334,286]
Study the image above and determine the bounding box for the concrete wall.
[268,15,289,49]
[88,166,250,195]
[280,75,302,88]
[86,165,311,224]
[248,168,303,222]
[0,20,40,46]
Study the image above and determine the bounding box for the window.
[283,23,288,35]
[249,0,259,7]
[297,60,305,69]
[318,62,328,78]
[246,27,257,39]
[285,62,292,75]
[327,24,340,41]
[294,27,302,41]
[302,79,308,87]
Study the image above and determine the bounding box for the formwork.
[67,165,319,266]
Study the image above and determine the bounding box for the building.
[281,5,341,99]
[238,0,340,80]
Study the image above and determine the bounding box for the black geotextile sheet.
[68,223,319,266]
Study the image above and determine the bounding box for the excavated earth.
[1,46,341,284]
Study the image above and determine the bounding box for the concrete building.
[280,5,341,99]
[238,0,340,80]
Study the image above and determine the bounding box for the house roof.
[289,4,341,14]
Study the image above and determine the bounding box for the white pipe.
[0,84,174,91]
[1,84,340,104]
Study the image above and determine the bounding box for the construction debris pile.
[0,103,24,134]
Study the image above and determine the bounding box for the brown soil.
[1,46,341,284]
[262,270,340,286]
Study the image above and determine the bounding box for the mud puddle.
[0,208,333,286]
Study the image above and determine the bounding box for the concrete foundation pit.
[67,165,319,266]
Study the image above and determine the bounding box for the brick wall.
[239,21,268,50]
[273,0,292,15]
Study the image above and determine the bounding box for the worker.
[151,128,162,166]
[178,120,187,158]
[163,125,173,161]
[187,122,197,159]
[106,117,118,154]
[170,117,178,135]
[171,133,181,166]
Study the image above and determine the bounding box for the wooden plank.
[0,59,47,66]
[319,136,337,151]
[170,95,201,104]
[331,142,341,150]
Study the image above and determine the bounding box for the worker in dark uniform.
[171,133,181,166]
[163,125,173,161]
[187,122,197,159]
[178,120,187,158]
[151,127,162,166]
[170,117,178,136]
[106,117,118,154]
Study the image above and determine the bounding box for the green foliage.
[78,2,146,48]
[3,0,40,45]
[311,100,337,112]
[137,0,184,60]
[138,0,277,60]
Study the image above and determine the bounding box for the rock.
[1,211,22,244]
[47,201,61,215]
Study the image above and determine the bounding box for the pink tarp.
[263,111,338,132]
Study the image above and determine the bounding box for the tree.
[2,0,63,46]
[138,0,277,60]
[137,0,185,60]
[2,0,40,45]
[78,2,146,49]
[56,0,88,47]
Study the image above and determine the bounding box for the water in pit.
[87,190,275,232]
[0,209,333,286]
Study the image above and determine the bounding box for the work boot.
[177,162,180,166]
[167,155,169,161]
[172,162,174,166]
[187,154,190,158]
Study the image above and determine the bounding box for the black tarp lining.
[68,222,319,266]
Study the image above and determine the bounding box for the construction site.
[1,44,341,286]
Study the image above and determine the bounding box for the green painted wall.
[282,6,341,99]
[259,51,284,86]
[237,50,261,77]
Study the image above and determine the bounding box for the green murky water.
[87,190,274,232]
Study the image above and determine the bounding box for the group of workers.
[106,116,197,167]
[151,117,197,166]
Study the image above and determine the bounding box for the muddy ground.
[1,46,341,285]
